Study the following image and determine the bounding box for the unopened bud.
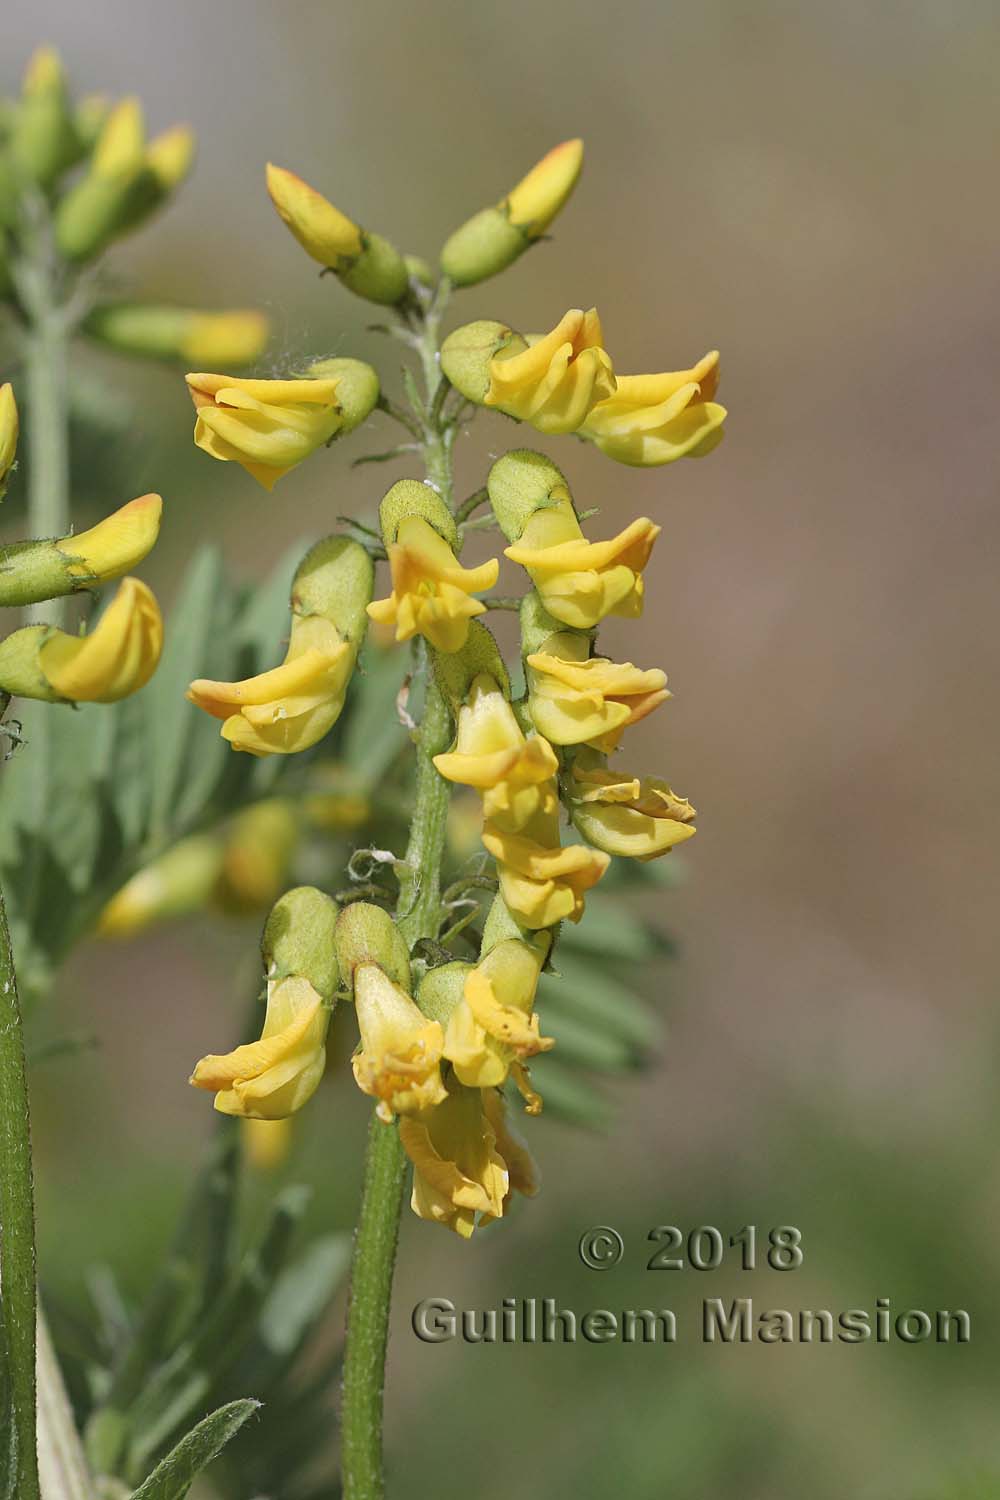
[8,46,80,187]
[262,886,340,1002]
[440,139,583,288]
[0,384,18,500]
[440,320,528,405]
[266,163,408,305]
[0,494,162,607]
[334,901,410,991]
[216,800,300,913]
[99,835,223,937]
[85,302,268,367]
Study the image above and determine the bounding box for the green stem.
[340,286,457,1500]
[0,877,40,1500]
[21,277,71,627]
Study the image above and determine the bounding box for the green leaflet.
[128,1399,260,1500]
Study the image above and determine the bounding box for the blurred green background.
[3,0,999,1496]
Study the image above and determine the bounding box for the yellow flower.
[242,1116,294,1172]
[433,673,558,832]
[185,373,343,490]
[482,801,610,929]
[484,308,616,434]
[266,162,363,265]
[98,835,223,937]
[579,351,726,466]
[366,516,499,654]
[568,751,697,860]
[0,383,18,493]
[526,630,669,750]
[444,935,553,1092]
[57,493,162,583]
[190,974,329,1119]
[188,615,355,757]
[179,311,268,366]
[504,487,660,629]
[40,576,162,703]
[351,962,447,1123]
[92,97,145,178]
[506,138,584,235]
[400,1077,538,1238]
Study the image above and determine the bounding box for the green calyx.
[439,205,528,288]
[335,902,411,992]
[439,320,528,405]
[487,448,571,542]
[291,535,374,648]
[416,960,471,1028]
[336,229,409,306]
[378,479,457,549]
[262,886,340,1001]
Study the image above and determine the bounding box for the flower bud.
[0,576,163,704]
[216,799,300,913]
[0,494,162,607]
[334,901,410,992]
[74,94,110,152]
[8,47,80,187]
[0,383,18,500]
[85,303,268,367]
[144,125,195,191]
[440,320,528,405]
[266,163,408,305]
[98,835,224,937]
[262,885,340,1002]
[54,98,146,262]
[440,139,583,287]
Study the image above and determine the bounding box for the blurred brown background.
[4,1,999,1496]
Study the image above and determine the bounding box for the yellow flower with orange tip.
[568,749,697,861]
[444,934,553,1094]
[579,350,726,466]
[433,672,557,832]
[506,138,584,235]
[366,516,499,654]
[351,962,447,1123]
[504,485,660,630]
[526,629,669,751]
[186,373,343,491]
[266,162,363,265]
[188,614,354,757]
[57,493,162,583]
[41,577,162,703]
[190,975,329,1119]
[484,307,616,435]
[399,1077,539,1238]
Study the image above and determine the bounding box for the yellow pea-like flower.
[40,576,163,703]
[579,351,726,466]
[190,974,329,1120]
[568,750,697,860]
[0,383,18,496]
[444,935,552,1092]
[351,962,447,1123]
[433,672,558,832]
[504,485,660,630]
[526,629,669,750]
[185,372,344,490]
[266,162,363,265]
[482,804,610,929]
[484,307,616,435]
[400,1077,538,1238]
[188,615,355,757]
[366,516,499,654]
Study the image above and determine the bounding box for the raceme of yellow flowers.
[146,128,724,1235]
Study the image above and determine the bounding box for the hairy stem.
[21,268,71,627]
[0,877,40,1500]
[340,288,456,1500]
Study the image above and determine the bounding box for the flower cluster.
[182,131,719,1238]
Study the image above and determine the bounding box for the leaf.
[528,1057,614,1130]
[340,641,407,788]
[538,955,661,1053]
[129,1399,261,1500]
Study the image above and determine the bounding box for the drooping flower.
[433,672,558,832]
[482,802,610,929]
[190,974,329,1120]
[567,749,697,860]
[579,351,726,466]
[400,1077,537,1238]
[188,615,355,757]
[504,485,660,629]
[366,515,498,654]
[526,630,669,751]
[186,372,351,490]
[57,493,162,583]
[444,934,553,1092]
[351,962,447,1123]
[39,576,162,702]
[484,308,616,434]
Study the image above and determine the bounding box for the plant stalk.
[0,875,41,1500]
[340,288,456,1500]
[21,266,71,628]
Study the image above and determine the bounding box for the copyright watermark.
[578,1226,624,1269]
